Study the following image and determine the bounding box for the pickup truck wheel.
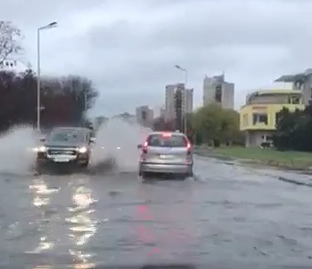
[35,162,44,175]
[141,172,151,179]
[80,161,89,168]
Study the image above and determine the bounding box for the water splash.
[0,126,37,175]
[91,119,150,173]
[0,122,150,176]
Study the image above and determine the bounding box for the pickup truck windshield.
[47,130,86,143]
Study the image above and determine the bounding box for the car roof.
[147,131,185,137]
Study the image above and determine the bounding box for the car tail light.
[187,143,191,151]
[142,141,148,154]
[185,138,192,154]
[186,140,192,164]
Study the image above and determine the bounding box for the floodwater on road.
[0,156,312,268]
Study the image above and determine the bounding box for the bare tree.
[0,21,22,65]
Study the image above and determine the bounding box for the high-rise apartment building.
[203,74,234,109]
[185,87,193,114]
[165,83,193,121]
[135,105,154,126]
[165,84,176,121]
[275,68,312,106]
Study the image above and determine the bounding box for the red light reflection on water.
[136,204,152,219]
[135,203,160,257]
[136,204,154,242]
[135,186,195,259]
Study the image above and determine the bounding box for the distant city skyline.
[135,105,154,126]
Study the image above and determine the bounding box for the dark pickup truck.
[34,127,95,172]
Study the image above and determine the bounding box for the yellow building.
[240,89,305,147]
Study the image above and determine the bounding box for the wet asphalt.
[0,156,312,269]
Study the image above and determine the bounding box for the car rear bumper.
[139,162,193,175]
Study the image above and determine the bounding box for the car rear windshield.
[147,134,188,147]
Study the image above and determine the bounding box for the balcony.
[240,103,305,131]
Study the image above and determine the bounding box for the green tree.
[190,104,241,146]
[273,107,312,151]
[192,104,221,144]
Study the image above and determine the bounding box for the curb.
[278,177,312,187]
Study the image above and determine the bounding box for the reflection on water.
[136,186,158,258]
[28,177,98,268]
[67,179,98,268]
[135,185,195,261]
[28,178,57,254]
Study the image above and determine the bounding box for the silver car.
[34,127,95,172]
[138,131,193,179]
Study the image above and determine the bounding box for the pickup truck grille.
[47,149,77,155]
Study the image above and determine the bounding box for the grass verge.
[195,146,312,170]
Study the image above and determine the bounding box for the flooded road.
[1,156,312,268]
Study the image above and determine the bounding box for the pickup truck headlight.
[78,147,87,153]
[33,146,47,152]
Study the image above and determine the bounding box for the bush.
[273,104,312,152]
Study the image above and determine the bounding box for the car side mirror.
[137,144,142,149]
[90,137,96,144]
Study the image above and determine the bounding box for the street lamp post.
[37,21,58,131]
[174,65,188,134]
[175,65,188,85]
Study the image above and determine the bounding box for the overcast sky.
[2,0,312,116]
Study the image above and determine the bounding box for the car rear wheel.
[181,174,190,180]
[175,172,192,180]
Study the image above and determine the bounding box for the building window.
[288,96,300,104]
[253,113,268,125]
[141,110,146,121]
[215,84,222,103]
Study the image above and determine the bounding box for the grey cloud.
[86,1,312,51]
[52,21,240,87]
[3,0,312,115]
[0,0,102,26]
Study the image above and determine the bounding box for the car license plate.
[54,157,70,162]
[159,154,173,159]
